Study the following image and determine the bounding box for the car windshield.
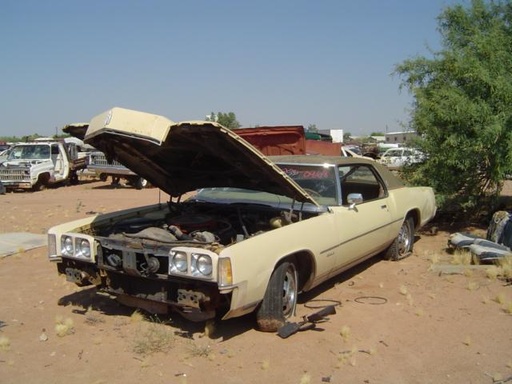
[383,149,403,157]
[193,163,338,207]
[7,145,51,160]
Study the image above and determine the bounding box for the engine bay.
[95,200,315,250]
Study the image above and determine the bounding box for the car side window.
[339,165,386,205]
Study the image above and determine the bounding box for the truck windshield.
[8,145,51,160]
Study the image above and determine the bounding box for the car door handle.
[381,205,387,209]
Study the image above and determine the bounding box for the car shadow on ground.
[56,250,422,342]
[298,254,383,306]
[57,286,255,340]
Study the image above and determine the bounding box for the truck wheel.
[33,174,48,191]
[134,177,148,190]
[383,216,415,261]
[256,261,298,332]
[69,171,79,185]
[99,173,108,182]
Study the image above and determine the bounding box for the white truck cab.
[0,140,86,191]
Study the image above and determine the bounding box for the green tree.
[395,0,512,219]
[307,124,318,133]
[207,112,241,129]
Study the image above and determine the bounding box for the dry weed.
[186,340,211,359]
[495,293,507,305]
[466,281,480,291]
[55,315,74,337]
[299,373,311,384]
[451,249,473,265]
[339,325,351,342]
[132,319,174,355]
[0,335,11,351]
[130,310,145,323]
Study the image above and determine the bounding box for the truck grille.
[90,153,123,167]
[0,169,27,181]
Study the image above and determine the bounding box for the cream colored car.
[48,107,437,332]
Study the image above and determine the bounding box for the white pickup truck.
[0,140,87,191]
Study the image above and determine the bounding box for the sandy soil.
[0,179,511,384]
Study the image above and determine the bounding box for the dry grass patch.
[339,325,351,342]
[55,315,75,337]
[186,340,212,359]
[451,249,473,265]
[496,255,512,282]
[0,335,11,351]
[132,317,174,355]
[84,307,105,325]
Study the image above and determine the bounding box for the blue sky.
[1,0,458,138]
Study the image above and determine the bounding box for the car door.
[329,164,393,276]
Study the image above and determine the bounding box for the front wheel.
[256,261,298,332]
[32,174,49,191]
[383,216,415,261]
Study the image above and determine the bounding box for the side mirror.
[347,193,363,209]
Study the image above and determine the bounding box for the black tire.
[32,174,48,191]
[134,177,148,190]
[99,173,108,182]
[256,261,298,332]
[69,171,79,185]
[383,216,415,261]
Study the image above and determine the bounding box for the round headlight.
[196,255,212,276]
[172,252,188,272]
[77,238,91,258]
[61,236,73,255]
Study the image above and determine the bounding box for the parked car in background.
[48,107,437,332]
[378,147,425,170]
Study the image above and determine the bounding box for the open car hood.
[83,107,318,205]
[62,123,89,140]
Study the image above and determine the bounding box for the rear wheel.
[134,177,148,190]
[69,171,79,185]
[256,261,298,332]
[383,216,415,261]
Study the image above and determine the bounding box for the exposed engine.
[98,201,304,249]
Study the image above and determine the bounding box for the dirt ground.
[0,179,511,384]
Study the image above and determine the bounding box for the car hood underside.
[82,107,317,205]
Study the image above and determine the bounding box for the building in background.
[385,131,419,145]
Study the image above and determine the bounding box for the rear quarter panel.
[386,186,437,230]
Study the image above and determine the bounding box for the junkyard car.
[378,147,425,170]
[48,107,437,331]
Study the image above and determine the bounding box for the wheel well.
[38,172,50,183]
[407,209,420,230]
[279,251,314,292]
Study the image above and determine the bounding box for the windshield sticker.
[281,167,332,180]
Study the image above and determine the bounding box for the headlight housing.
[170,251,188,273]
[75,238,91,258]
[169,249,216,279]
[192,253,212,276]
[61,236,74,256]
[59,234,94,260]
